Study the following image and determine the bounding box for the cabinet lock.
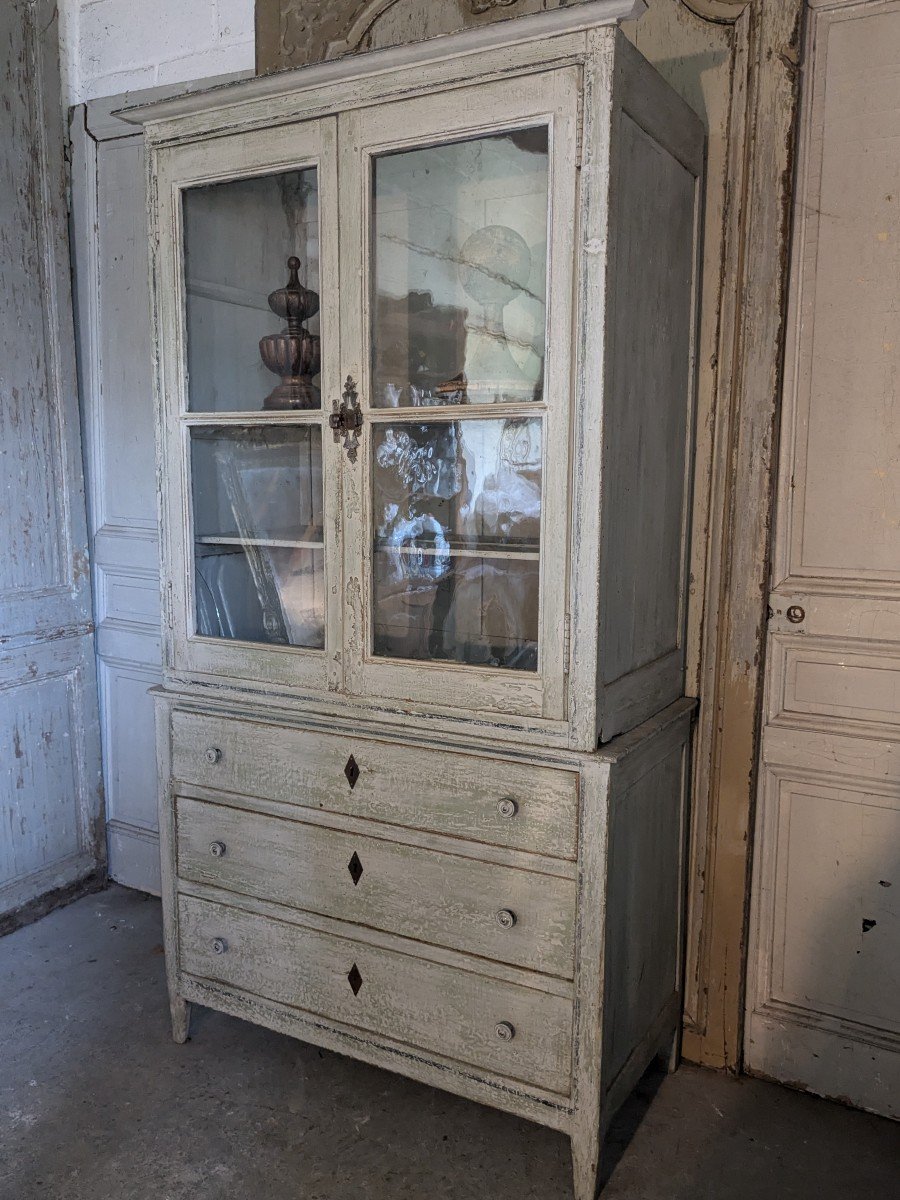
[330,375,363,461]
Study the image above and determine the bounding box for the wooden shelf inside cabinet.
[374,537,540,562]
[196,535,325,550]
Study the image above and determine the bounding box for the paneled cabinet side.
[595,31,705,742]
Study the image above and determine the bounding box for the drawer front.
[177,797,576,978]
[178,894,573,1095]
[171,710,578,859]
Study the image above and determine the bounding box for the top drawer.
[170,710,578,859]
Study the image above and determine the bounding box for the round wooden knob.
[496,909,517,929]
[495,1021,515,1042]
[212,937,228,955]
[205,747,222,764]
[497,797,518,818]
[209,841,226,858]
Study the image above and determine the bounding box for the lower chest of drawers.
[168,710,581,1097]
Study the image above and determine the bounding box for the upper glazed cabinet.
[148,20,703,751]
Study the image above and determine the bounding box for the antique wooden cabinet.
[123,4,703,1195]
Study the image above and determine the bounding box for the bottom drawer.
[178,894,572,1096]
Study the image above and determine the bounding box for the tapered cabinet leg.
[170,995,192,1044]
[571,1127,602,1200]
[659,1024,681,1074]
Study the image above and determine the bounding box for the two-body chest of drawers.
[125,6,704,1196]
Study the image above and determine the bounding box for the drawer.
[177,796,576,978]
[178,894,573,1095]
[171,710,578,859]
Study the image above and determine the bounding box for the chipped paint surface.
[745,0,900,1118]
[1,0,104,924]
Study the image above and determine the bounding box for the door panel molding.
[0,0,104,926]
[71,77,251,895]
[747,0,900,1116]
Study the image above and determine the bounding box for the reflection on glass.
[183,169,320,412]
[191,426,324,647]
[372,418,541,669]
[372,128,549,408]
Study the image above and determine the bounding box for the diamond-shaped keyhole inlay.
[344,754,360,789]
[347,963,363,996]
[348,851,363,886]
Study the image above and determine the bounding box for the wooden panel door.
[153,119,343,694]
[0,0,103,925]
[338,69,578,722]
[746,0,900,1117]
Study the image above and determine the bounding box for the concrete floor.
[1,887,897,1200]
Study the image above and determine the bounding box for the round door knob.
[786,605,805,624]
[495,909,517,929]
[205,747,222,765]
[495,1021,515,1042]
[211,937,228,955]
[497,797,518,819]
[209,841,226,858]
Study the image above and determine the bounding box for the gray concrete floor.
[1,886,897,1200]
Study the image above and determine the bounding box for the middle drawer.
[176,796,576,979]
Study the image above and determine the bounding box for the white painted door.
[746,0,900,1117]
[0,0,103,925]
[338,70,579,721]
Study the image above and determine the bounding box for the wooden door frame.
[664,0,805,1071]
[254,0,805,1070]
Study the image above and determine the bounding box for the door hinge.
[563,614,571,673]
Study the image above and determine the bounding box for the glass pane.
[372,128,548,408]
[191,426,324,648]
[372,417,541,669]
[183,169,321,412]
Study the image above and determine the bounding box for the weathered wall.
[58,0,254,107]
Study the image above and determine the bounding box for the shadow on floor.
[1,886,897,1200]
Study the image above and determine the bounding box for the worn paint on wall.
[58,0,254,107]
[0,0,104,927]
[256,0,614,69]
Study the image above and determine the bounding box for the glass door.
[339,71,579,719]
[157,119,341,690]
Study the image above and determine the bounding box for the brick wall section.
[59,0,254,107]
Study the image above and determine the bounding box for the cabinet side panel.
[596,48,702,740]
[601,713,690,1097]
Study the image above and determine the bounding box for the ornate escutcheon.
[329,375,363,462]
